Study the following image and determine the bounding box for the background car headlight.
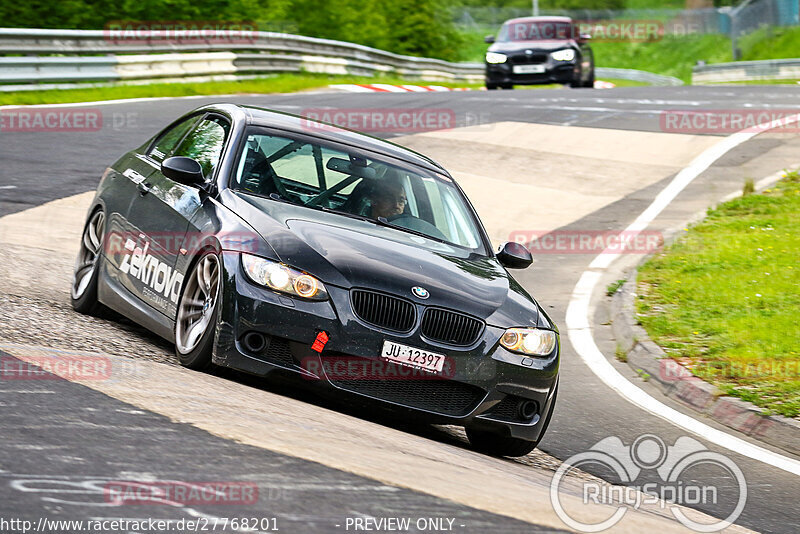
[500,328,557,356]
[485,52,508,64]
[551,49,576,62]
[241,253,328,300]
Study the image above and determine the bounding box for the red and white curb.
[330,84,471,93]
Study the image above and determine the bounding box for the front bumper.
[486,61,577,86]
[212,252,560,441]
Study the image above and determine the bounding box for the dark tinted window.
[173,116,230,177]
[149,116,199,163]
[232,131,485,252]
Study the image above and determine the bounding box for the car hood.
[224,191,542,327]
[489,40,576,54]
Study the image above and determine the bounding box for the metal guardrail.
[595,67,682,86]
[692,58,800,84]
[0,27,678,89]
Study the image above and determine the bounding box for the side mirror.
[497,242,533,269]
[579,33,592,42]
[162,156,205,187]
[484,35,495,44]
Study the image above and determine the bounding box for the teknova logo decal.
[411,286,429,299]
[550,434,747,532]
[119,240,184,304]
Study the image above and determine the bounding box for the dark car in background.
[71,104,560,457]
[484,16,594,89]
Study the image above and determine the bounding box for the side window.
[173,116,231,178]
[148,116,199,163]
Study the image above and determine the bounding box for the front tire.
[583,69,595,88]
[71,209,106,316]
[466,428,537,457]
[467,384,558,457]
[175,251,221,370]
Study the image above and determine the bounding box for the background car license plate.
[381,340,445,374]
[513,64,546,74]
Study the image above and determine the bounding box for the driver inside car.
[369,179,407,219]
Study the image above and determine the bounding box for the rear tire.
[175,251,221,370]
[71,209,107,316]
[486,82,498,90]
[501,83,514,90]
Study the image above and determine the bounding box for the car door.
[122,113,231,319]
[106,114,202,310]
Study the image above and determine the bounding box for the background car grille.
[351,289,416,332]
[326,357,486,416]
[510,53,548,65]
[421,308,484,346]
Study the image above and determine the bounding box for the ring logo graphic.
[550,434,747,532]
[119,239,184,304]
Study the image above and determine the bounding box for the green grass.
[607,278,627,296]
[0,74,482,106]
[740,25,800,61]
[591,34,732,83]
[637,170,800,418]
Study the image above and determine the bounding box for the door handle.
[137,182,152,196]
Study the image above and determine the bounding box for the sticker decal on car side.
[119,240,184,304]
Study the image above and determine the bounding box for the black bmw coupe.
[71,104,559,457]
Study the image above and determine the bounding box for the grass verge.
[0,74,482,106]
[637,170,800,418]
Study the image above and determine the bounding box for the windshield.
[231,129,486,252]
[497,20,575,42]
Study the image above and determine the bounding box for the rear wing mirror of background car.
[484,35,495,44]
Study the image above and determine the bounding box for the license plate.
[513,64,546,74]
[381,340,446,374]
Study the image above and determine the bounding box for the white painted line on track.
[0,185,18,190]
[566,114,800,476]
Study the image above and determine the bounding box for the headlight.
[241,253,328,300]
[551,49,576,62]
[485,52,507,64]
[500,328,557,356]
